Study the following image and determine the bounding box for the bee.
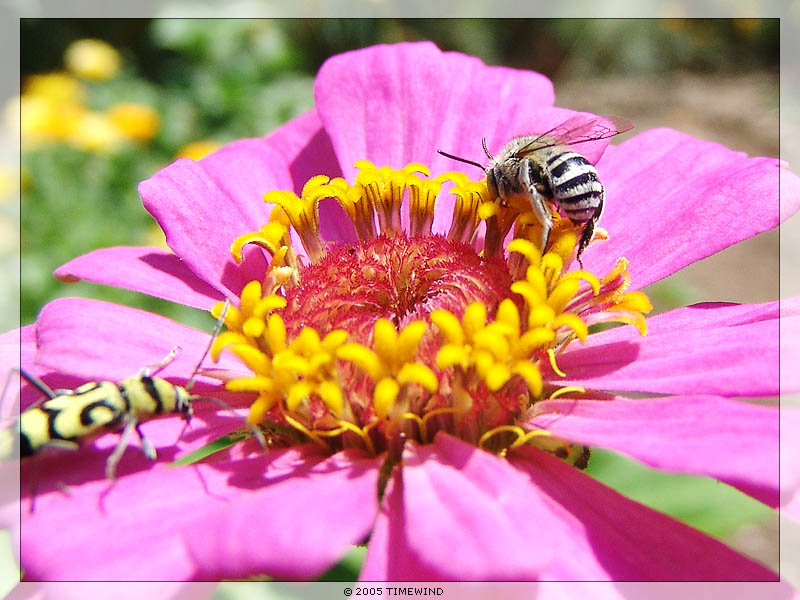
[439,114,633,266]
[4,301,263,479]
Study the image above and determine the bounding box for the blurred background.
[17,19,780,328]
[13,18,780,588]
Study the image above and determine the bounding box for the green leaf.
[317,546,366,581]
[170,433,243,466]
[585,448,773,538]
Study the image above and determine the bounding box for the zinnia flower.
[7,42,799,583]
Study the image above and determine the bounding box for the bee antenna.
[186,299,230,392]
[481,137,493,161]
[436,149,485,171]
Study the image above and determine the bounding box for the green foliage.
[585,448,773,539]
[317,546,367,581]
[20,19,315,326]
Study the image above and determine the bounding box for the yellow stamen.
[407,174,441,237]
[512,361,543,397]
[507,237,542,266]
[374,378,400,419]
[403,407,461,442]
[563,270,601,296]
[447,176,489,244]
[478,424,527,450]
[430,310,464,346]
[338,319,437,418]
[547,348,567,377]
[264,176,337,263]
[552,313,589,342]
[396,363,438,392]
[337,344,383,380]
[281,411,328,448]
[509,428,553,448]
[548,385,586,400]
[314,420,377,455]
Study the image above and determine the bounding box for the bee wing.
[514,114,634,163]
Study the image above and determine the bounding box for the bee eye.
[487,171,498,198]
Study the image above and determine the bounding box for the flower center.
[282,233,514,342]
[211,161,652,461]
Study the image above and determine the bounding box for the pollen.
[212,160,651,460]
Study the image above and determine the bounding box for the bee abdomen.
[548,153,603,223]
[559,190,604,223]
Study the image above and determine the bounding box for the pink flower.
[8,42,799,583]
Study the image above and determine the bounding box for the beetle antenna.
[187,299,230,392]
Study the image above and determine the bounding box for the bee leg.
[576,219,595,269]
[576,195,603,269]
[527,192,552,252]
[520,159,553,254]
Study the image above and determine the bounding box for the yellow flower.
[19,95,86,148]
[107,102,161,143]
[67,111,124,154]
[64,39,121,82]
[23,73,85,104]
[175,140,223,161]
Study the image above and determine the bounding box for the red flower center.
[283,233,514,343]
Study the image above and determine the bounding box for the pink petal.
[138,138,290,300]
[1,326,34,411]
[781,489,800,523]
[1,325,75,411]
[196,137,293,215]
[17,445,325,580]
[265,108,356,244]
[34,297,240,385]
[7,582,216,600]
[782,302,800,392]
[509,444,778,580]
[265,108,343,188]
[555,301,785,397]
[361,435,556,580]
[0,324,32,370]
[314,41,554,183]
[528,395,780,506]
[584,128,797,286]
[54,246,224,310]
[185,448,381,579]
[781,408,800,512]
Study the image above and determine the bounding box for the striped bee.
[440,114,633,266]
[6,303,243,479]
